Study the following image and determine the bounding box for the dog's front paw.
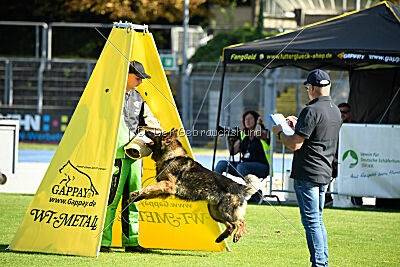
[233,235,241,243]
[233,230,244,243]
[129,190,142,203]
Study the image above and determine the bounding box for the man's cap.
[128,61,151,79]
[304,69,331,87]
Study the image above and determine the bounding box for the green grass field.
[0,193,399,266]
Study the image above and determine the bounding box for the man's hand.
[286,116,298,130]
[272,116,305,151]
[272,124,283,137]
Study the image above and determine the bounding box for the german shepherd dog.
[129,129,263,243]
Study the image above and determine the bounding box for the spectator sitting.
[215,110,270,179]
[338,102,353,123]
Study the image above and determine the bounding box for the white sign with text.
[338,124,400,198]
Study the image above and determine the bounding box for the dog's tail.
[243,174,264,200]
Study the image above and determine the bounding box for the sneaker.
[125,245,152,253]
[100,246,115,253]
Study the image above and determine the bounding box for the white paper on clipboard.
[269,113,294,136]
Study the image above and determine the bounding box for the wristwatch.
[277,131,283,140]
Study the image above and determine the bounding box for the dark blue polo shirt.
[290,96,342,184]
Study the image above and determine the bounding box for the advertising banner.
[338,124,400,198]
[9,28,132,257]
[0,112,73,143]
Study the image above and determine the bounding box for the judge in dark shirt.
[272,69,341,267]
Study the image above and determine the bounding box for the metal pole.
[356,0,360,10]
[263,69,274,185]
[86,62,92,82]
[281,142,285,189]
[180,0,189,128]
[41,25,47,60]
[44,24,51,70]
[296,68,301,115]
[212,62,226,171]
[35,26,39,59]
[37,25,48,113]
[47,24,52,61]
[188,76,193,143]
[272,69,279,113]
[269,134,274,196]
[38,59,44,113]
[269,69,279,195]
[4,60,9,105]
[378,87,400,124]
[182,0,189,69]
[8,61,13,105]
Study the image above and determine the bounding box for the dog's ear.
[165,128,178,139]
[144,129,163,145]
[162,131,169,139]
[162,129,176,145]
[144,129,156,141]
[171,128,178,139]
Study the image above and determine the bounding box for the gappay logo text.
[30,161,100,230]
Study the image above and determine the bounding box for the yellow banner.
[10,26,226,256]
[128,31,226,251]
[9,28,133,257]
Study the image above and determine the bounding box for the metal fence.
[0,58,350,141]
[187,66,350,146]
[0,57,351,202]
[0,58,95,113]
[187,73,266,147]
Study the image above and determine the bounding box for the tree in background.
[189,25,275,63]
[190,0,274,64]
[0,0,269,59]
[63,0,216,26]
[0,0,227,57]
[0,0,224,25]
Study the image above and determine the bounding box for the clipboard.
[269,113,294,135]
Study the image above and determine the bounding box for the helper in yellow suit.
[100,61,161,253]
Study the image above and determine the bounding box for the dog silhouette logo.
[52,161,99,198]
[342,150,359,168]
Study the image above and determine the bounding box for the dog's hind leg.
[213,194,244,243]
[215,222,236,243]
[129,180,176,202]
[208,204,225,223]
[208,204,235,243]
